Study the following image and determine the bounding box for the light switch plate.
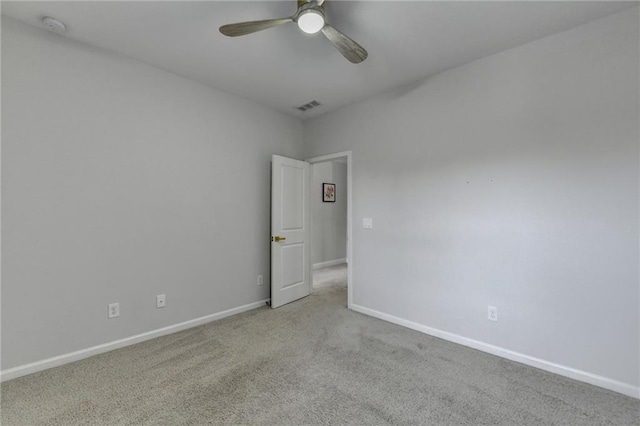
[363,218,373,229]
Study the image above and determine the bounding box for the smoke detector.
[42,17,66,34]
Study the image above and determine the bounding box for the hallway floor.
[313,263,347,289]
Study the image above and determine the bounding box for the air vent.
[295,100,322,112]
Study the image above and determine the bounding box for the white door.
[271,155,310,308]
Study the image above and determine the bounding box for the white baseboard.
[350,304,639,399]
[313,258,347,269]
[0,298,270,383]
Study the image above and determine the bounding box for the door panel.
[281,243,305,289]
[271,155,310,308]
[281,165,304,230]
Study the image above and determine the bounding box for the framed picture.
[323,183,336,202]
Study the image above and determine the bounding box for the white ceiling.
[2,1,636,120]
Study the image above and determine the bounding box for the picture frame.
[323,183,336,203]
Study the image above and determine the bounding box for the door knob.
[273,236,286,242]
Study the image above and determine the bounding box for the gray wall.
[304,9,639,388]
[311,161,347,266]
[1,18,303,369]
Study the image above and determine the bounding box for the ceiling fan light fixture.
[297,9,325,34]
[220,0,367,63]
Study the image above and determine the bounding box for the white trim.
[306,151,353,309]
[306,151,352,164]
[313,258,347,269]
[0,299,269,383]
[350,304,640,399]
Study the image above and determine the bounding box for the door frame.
[305,151,353,309]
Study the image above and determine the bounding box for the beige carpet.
[1,271,638,425]
[313,263,347,289]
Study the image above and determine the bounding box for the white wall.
[304,9,639,393]
[311,161,347,267]
[1,18,303,370]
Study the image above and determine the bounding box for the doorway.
[307,151,352,308]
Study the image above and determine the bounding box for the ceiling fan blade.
[321,25,368,64]
[219,18,293,37]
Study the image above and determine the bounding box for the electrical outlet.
[156,294,166,308]
[108,303,120,319]
[362,218,373,229]
[488,306,498,322]
[257,275,264,286]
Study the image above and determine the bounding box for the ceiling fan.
[219,0,368,64]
